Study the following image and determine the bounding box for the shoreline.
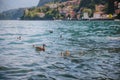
[0,19,120,21]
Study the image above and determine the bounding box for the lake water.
[0,20,120,80]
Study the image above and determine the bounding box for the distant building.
[83,12,89,19]
[93,12,101,18]
[58,7,68,14]
[76,13,80,20]
[115,9,120,14]
[118,2,120,8]
[114,2,120,14]
[69,10,76,19]
[45,4,58,9]
[93,12,104,19]
[93,4,105,19]
[95,4,105,12]
[37,12,45,18]
[65,0,80,6]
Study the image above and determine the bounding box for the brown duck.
[33,44,46,51]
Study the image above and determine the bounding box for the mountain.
[0,0,67,20]
[0,8,25,20]
[37,0,67,7]
[1,0,119,20]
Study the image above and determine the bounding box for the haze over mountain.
[0,8,25,20]
[0,0,39,12]
[0,0,39,19]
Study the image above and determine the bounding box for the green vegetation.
[0,0,119,20]
[21,0,120,20]
[21,5,65,20]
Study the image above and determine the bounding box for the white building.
[83,12,89,19]
[118,2,120,9]
[37,13,45,18]
[45,4,58,9]
[93,13,101,18]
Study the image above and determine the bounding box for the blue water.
[0,20,120,80]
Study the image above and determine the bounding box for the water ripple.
[0,21,120,80]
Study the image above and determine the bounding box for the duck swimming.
[17,36,21,40]
[61,50,70,57]
[49,30,53,33]
[33,44,46,51]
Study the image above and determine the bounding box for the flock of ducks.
[17,30,70,57]
[33,30,70,57]
[32,44,70,57]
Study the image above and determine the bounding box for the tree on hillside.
[107,0,115,14]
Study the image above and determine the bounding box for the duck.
[60,34,62,38]
[33,44,46,51]
[17,36,21,40]
[61,50,70,57]
[49,30,53,33]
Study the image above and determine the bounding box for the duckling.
[61,50,70,57]
[33,44,46,51]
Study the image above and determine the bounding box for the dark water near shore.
[0,20,120,80]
